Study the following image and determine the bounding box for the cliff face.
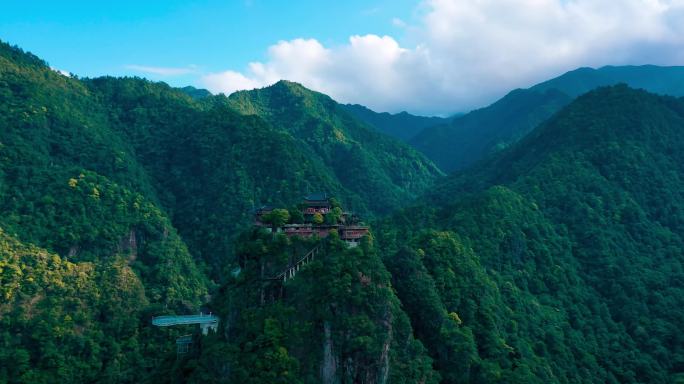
[181,229,439,384]
[321,311,392,384]
[321,321,338,384]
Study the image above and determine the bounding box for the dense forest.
[0,41,209,383]
[0,41,439,382]
[3,39,684,384]
[174,229,439,384]
[378,85,684,383]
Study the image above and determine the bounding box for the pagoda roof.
[304,192,329,202]
[251,205,274,214]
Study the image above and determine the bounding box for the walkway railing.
[274,245,320,282]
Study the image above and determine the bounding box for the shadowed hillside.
[379,85,684,383]
[412,65,684,172]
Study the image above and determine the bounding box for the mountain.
[411,87,572,172]
[0,41,209,382]
[87,77,442,273]
[226,81,443,212]
[378,85,684,383]
[0,41,443,382]
[340,103,450,142]
[180,85,212,99]
[7,37,684,384]
[173,229,440,384]
[531,65,684,98]
[412,65,684,172]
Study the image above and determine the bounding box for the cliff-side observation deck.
[152,313,219,335]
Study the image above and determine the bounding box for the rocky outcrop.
[118,228,138,261]
[321,321,338,384]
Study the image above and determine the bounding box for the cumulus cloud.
[51,67,71,77]
[202,0,684,115]
[125,64,198,76]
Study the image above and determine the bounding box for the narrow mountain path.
[274,245,320,281]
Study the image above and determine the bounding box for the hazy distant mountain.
[340,103,451,142]
[411,88,572,172]
[531,65,684,98]
[412,65,684,172]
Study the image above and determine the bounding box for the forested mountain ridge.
[180,85,211,100]
[377,85,684,383]
[411,87,571,172]
[0,41,210,382]
[227,80,444,211]
[412,65,684,172]
[184,84,684,383]
[85,76,442,275]
[0,41,443,383]
[531,65,684,98]
[340,103,450,142]
[5,38,684,384]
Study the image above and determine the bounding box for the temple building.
[339,226,368,247]
[255,193,369,247]
[302,192,331,216]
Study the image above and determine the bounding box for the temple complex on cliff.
[254,193,369,247]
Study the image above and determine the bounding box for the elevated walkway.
[274,245,320,282]
[152,313,219,335]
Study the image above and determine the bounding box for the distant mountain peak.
[412,64,684,172]
[180,85,211,99]
[273,79,305,88]
[268,79,314,96]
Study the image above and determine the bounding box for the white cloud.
[392,18,407,28]
[202,0,684,115]
[51,67,71,77]
[125,64,197,76]
[202,70,264,95]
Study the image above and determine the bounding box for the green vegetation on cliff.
[180,229,439,384]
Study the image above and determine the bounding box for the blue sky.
[3,0,684,115]
[0,0,417,85]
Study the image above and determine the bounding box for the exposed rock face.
[377,310,392,384]
[67,245,79,258]
[321,321,338,384]
[128,229,137,260]
[118,228,138,261]
[321,312,393,384]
